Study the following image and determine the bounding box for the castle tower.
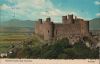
[68,14,73,20]
[80,20,89,36]
[46,17,51,22]
[62,16,67,24]
[62,14,74,24]
[38,19,42,24]
[67,14,74,24]
[35,19,43,34]
[44,18,54,40]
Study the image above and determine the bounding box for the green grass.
[0,32,42,53]
[0,42,11,52]
[0,33,31,52]
[0,33,33,41]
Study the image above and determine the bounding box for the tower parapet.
[46,17,51,22]
[36,19,43,24]
[38,19,42,24]
[62,16,67,24]
[67,14,74,24]
[62,14,74,24]
[68,14,73,20]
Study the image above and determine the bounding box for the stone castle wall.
[35,15,89,44]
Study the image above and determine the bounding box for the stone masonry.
[35,14,89,44]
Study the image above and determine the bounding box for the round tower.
[35,19,42,34]
[44,18,54,41]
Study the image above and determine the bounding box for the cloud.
[96,13,100,17]
[0,4,11,10]
[0,0,91,21]
[10,0,65,19]
[40,8,64,16]
[95,1,100,5]
[11,0,47,9]
[15,0,56,18]
[8,0,14,3]
[0,0,53,20]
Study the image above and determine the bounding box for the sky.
[0,0,100,22]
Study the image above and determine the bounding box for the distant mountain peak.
[90,18,100,30]
[1,19,35,28]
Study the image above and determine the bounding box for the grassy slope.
[0,33,42,53]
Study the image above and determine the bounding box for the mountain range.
[0,19,35,28]
[90,18,100,30]
[0,19,35,33]
[0,18,100,33]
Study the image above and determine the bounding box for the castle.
[35,15,89,44]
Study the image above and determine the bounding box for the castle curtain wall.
[54,24,81,40]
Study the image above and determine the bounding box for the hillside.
[0,19,35,27]
[89,18,100,30]
[3,37,98,59]
[0,19,35,32]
